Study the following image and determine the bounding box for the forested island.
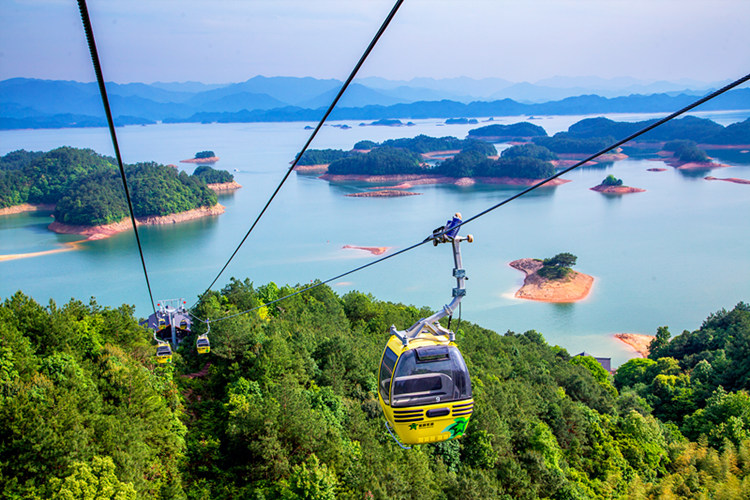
[469,115,750,155]
[296,135,569,194]
[510,253,594,302]
[0,147,235,239]
[180,150,220,164]
[3,283,750,498]
[591,175,645,195]
[295,115,748,198]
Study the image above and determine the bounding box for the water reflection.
[676,167,714,179]
[705,149,750,165]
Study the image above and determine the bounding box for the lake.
[2,110,750,367]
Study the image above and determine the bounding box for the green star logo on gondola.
[409,423,418,430]
[442,417,468,440]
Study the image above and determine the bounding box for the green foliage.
[0,292,185,498]
[192,165,233,184]
[0,147,218,225]
[49,455,137,500]
[352,140,378,150]
[501,144,557,161]
[533,133,614,154]
[436,152,555,179]
[663,139,709,162]
[327,146,424,175]
[538,252,577,280]
[297,149,354,166]
[601,174,623,186]
[5,286,750,498]
[194,151,215,159]
[571,355,617,397]
[467,122,547,139]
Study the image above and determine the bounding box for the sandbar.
[590,184,645,194]
[614,333,655,358]
[343,245,391,255]
[509,258,594,303]
[0,240,87,262]
[0,203,55,216]
[704,176,750,185]
[647,168,667,172]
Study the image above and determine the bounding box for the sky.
[2,0,750,85]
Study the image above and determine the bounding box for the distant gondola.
[155,341,173,363]
[196,334,210,354]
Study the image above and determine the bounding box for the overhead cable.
[194,0,406,307]
[77,0,156,314]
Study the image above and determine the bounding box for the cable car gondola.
[378,214,474,446]
[155,341,173,363]
[196,334,210,354]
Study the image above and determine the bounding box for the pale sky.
[2,0,749,85]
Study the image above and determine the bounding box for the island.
[297,136,570,195]
[0,147,232,246]
[656,140,730,170]
[192,165,242,191]
[590,175,645,194]
[180,150,219,164]
[510,253,594,303]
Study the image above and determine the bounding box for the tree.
[601,175,623,187]
[538,252,578,280]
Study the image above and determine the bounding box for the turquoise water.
[1,110,750,367]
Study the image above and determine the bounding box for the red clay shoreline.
[48,204,226,241]
[590,184,645,194]
[614,333,655,358]
[319,173,571,187]
[207,181,242,192]
[509,258,594,303]
[180,156,220,164]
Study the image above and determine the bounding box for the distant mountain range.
[1,76,747,130]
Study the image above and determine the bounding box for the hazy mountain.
[187,76,341,106]
[297,83,407,109]
[2,76,748,130]
[359,76,515,98]
[149,81,228,93]
[194,92,286,113]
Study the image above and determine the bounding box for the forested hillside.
[2,284,750,499]
[0,147,220,226]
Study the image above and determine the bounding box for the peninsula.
[510,254,594,303]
